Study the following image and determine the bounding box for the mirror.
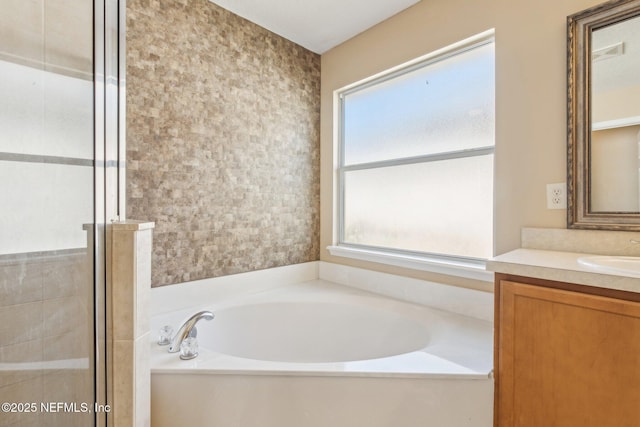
[568,0,640,230]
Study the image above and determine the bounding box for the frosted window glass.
[343,155,494,259]
[343,43,494,166]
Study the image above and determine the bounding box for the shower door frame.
[95,0,127,425]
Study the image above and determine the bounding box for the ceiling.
[592,14,640,93]
[208,0,421,54]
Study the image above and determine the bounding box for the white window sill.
[326,245,494,282]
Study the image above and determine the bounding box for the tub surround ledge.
[150,261,320,316]
[151,261,493,322]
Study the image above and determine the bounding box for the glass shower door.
[0,1,106,426]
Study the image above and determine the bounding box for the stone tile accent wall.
[126,0,321,287]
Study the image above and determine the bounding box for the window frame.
[331,31,496,282]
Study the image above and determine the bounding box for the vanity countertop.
[487,248,640,294]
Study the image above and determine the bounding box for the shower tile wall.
[0,251,94,427]
[127,0,321,286]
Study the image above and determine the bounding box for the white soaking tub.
[150,264,493,427]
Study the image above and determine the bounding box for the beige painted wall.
[593,84,640,123]
[320,0,603,290]
[591,125,640,212]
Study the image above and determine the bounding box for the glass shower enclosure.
[0,1,123,425]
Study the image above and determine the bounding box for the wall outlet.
[546,183,566,209]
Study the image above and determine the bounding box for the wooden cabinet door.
[496,280,640,427]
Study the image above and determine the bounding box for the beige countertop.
[487,248,640,294]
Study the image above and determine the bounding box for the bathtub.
[150,263,494,427]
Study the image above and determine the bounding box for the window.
[332,33,495,275]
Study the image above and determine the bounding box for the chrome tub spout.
[168,310,215,353]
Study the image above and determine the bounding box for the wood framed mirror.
[568,0,640,230]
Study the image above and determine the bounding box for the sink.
[577,256,640,277]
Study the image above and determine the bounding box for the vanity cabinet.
[494,275,640,427]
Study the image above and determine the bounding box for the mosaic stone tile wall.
[126,0,321,287]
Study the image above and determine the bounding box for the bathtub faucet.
[168,310,215,353]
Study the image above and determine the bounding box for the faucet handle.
[179,337,199,360]
[158,325,174,346]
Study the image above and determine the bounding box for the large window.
[334,34,495,268]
